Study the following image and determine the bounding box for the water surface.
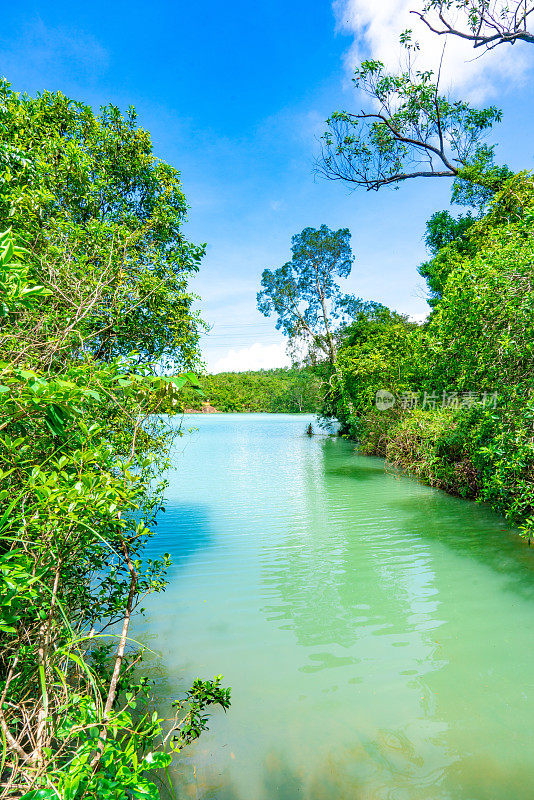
[140,413,534,800]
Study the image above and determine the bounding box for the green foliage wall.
[325,308,426,435]
[326,174,534,538]
[0,83,228,799]
[427,173,534,394]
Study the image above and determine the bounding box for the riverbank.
[352,401,534,540]
[319,177,534,543]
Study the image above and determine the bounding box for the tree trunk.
[318,293,354,422]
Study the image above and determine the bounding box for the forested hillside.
[170,368,322,413]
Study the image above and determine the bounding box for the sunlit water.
[138,413,534,800]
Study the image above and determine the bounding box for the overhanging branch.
[411,3,534,49]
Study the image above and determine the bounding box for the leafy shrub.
[382,407,481,498]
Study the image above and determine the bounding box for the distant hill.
[168,367,322,413]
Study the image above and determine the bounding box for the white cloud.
[333,0,532,100]
[210,342,291,373]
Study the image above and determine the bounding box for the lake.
[140,413,534,800]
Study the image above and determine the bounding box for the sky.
[1,1,533,371]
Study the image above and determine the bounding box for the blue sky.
[2,1,533,370]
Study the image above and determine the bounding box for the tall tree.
[257,225,378,419]
[318,39,502,192]
[413,0,534,50]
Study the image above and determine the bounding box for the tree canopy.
[257,225,363,363]
[319,42,502,191]
[0,79,205,368]
[418,209,476,305]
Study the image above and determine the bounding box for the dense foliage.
[0,85,229,799]
[418,210,476,305]
[0,79,205,368]
[324,173,534,539]
[169,368,322,413]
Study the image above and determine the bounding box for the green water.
[141,413,534,800]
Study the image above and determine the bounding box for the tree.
[418,209,476,305]
[325,306,426,436]
[427,173,534,393]
[0,79,205,369]
[257,225,379,419]
[258,226,353,362]
[412,0,534,51]
[276,368,322,412]
[318,41,502,191]
[424,210,475,255]
[449,149,513,208]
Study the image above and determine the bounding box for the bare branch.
[412,1,534,50]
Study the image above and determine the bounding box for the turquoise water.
[140,413,534,800]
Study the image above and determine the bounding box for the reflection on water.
[152,503,214,569]
[138,414,534,800]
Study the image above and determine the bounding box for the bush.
[356,395,534,536]
[381,407,481,498]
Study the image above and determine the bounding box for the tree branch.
[411,4,534,48]
[90,540,137,770]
